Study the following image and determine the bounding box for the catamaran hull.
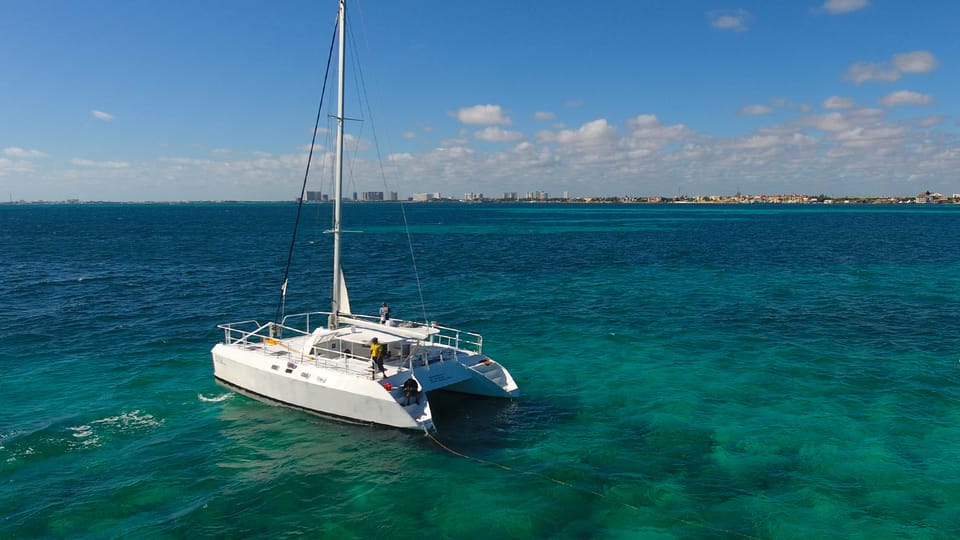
[412,356,519,398]
[211,343,433,431]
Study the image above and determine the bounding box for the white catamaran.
[211,0,519,432]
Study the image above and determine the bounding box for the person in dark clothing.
[403,378,421,405]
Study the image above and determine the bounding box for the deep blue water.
[3,202,960,538]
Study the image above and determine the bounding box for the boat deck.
[218,312,485,381]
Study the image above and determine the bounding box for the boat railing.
[274,311,484,354]
[219,319,375,377]
[217,320,264,345]
[278,311,331,333]
[217,319,311,346]
[428,323,483,354]
[304,346,373,377]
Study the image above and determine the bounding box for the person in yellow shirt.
[370,337,386,379]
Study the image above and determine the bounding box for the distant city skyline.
[2,0,959,201]
[10,188,956,206]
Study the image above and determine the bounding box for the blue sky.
[2,0,958,201]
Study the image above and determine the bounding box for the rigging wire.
[274,13,341,324]
[351,0,431,325]
[341,17,368,212]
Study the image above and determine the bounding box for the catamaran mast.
[328,0,346,330]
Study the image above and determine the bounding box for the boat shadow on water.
[424,390,579,451]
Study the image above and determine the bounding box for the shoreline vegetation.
[5,191,958,206]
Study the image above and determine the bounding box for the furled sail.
[338,266,351,315]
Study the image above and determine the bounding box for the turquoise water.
[3,202,960,538]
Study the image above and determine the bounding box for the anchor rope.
[423,431,762,540]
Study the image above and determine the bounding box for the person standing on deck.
[379,302,391,324]
[370,337,386,379]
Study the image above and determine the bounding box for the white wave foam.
[198,392,233,403]
[91,410,164,430]
[78,436,100,447]
[5,446,36,463]
[66,423,99,448]
[62,411,162,451]
[66,425,94,440]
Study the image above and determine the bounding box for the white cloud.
[91,109,114,121]
[402,131,417,139]
[844,50,939,84]
[440,133,470,147]
[533,111,556,121]
[844,62,900,84]
[625,114,659,129]
[738,105,773,116]
[434,146,475,161]
[0,157,37,175]
[538,119,617,146]
[343,133,371,151]
[708,10,751,32]
[822,96,855,109]
[807,112,851,132]
[9,89,960,200]
[772,98,813,112]
[879,90,933,107]
[822,0,869,14]
[914,116,942,128]
[621,115,693,159]
[71,158,129,168]
[299,135,365,153]
[3,147,48,158]
[733,131,817,150]
[803,108,884,133]
[474,127,524,143]
[832,125,905,148]
[454,104,511,125]
[892,51,939,74]
[624,114,690,141]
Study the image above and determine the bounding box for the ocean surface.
[3,202,960,539]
